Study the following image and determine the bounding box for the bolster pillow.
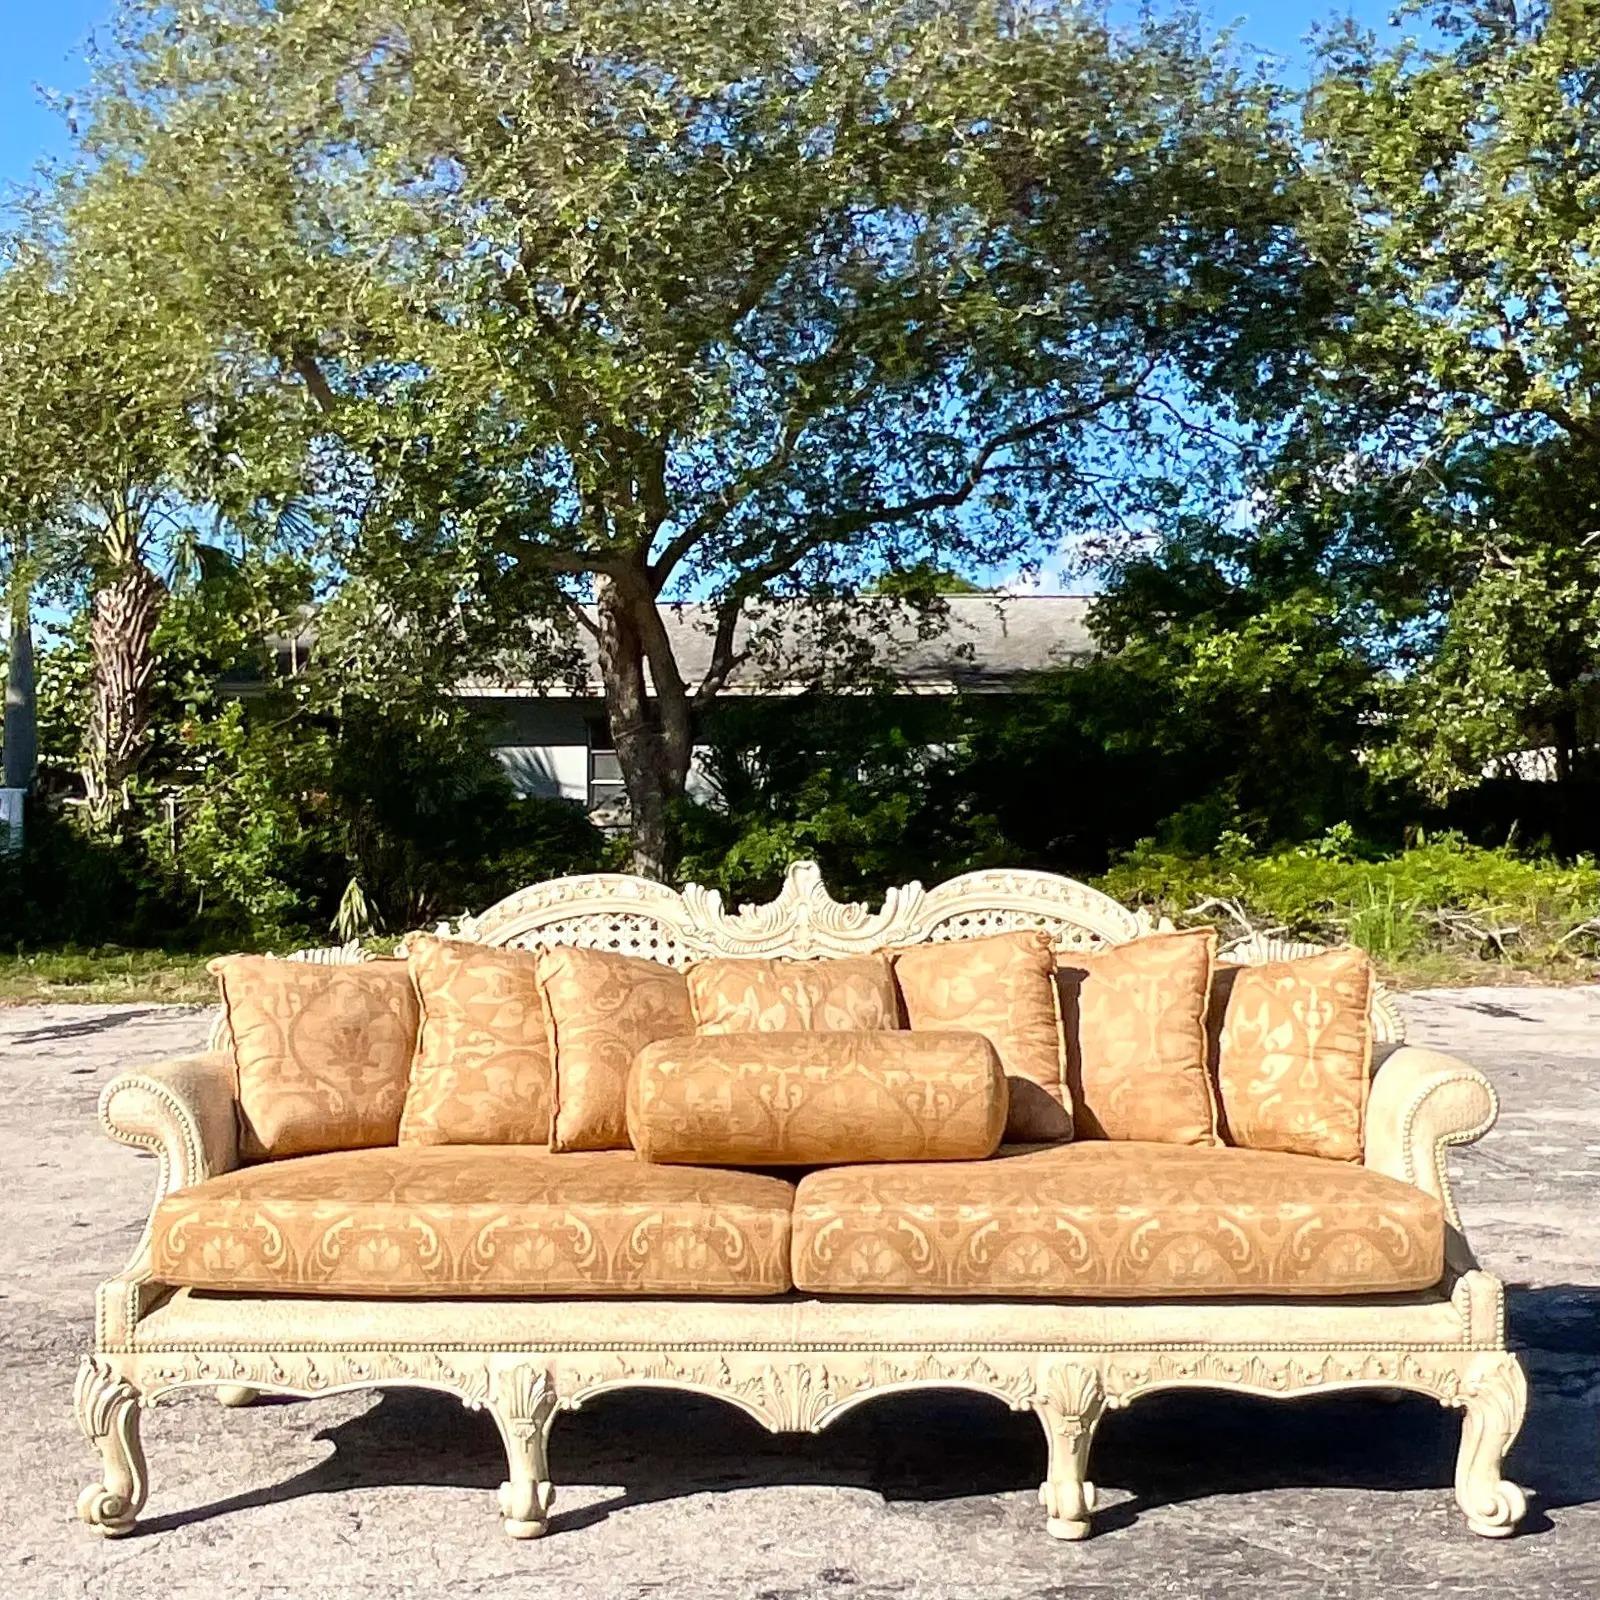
[627,1030,1008,1166]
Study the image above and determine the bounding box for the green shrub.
[0,801,188,946]
[1096,829,1600,974]
[0,947,217,1004]
[155,699,607,943]
[3,699,607,953]
[1343,880,1426,963]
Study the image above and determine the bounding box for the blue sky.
[1,0,112,192]
[1,1,1410,195]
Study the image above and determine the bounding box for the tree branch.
[686,373,1155,706]
[649,283,925,586]
[694,599,750,710]
[560,590,600,642]
[289,348,338,414]
[650,399,813,587]
[504,537,628,581]
[815,379,1151,540]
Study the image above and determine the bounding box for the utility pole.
[1,584,37,852]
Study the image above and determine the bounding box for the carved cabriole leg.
[216,1385,259,1408]
[75,1356,147,1537]
[489,1364,558,1539]
[1033,1362,1106,1541]
[1454,1352,1529,1537]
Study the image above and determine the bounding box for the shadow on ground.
[2,1007,180,1047]
[133,1282,1600,1542]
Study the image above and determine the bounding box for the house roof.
[461,594,1098,698]
[253,594,1098,699]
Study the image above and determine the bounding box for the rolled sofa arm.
[99,1054,239,1201]
[1364,1043,1499,1230]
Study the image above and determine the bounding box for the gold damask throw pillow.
[889,929,1070,1142]
[537,945,694,1151]
[1212,948,1376,1161]
[210,955,419,1159]
[399,935,551,1145]
[686,955,900,1034]
[1056,927,1218,1145]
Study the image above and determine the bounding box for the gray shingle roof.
[466,594,1097,698]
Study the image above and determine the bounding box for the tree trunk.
[593,575,692,880]
[1551,699,1578,787]
[83,555,165,830]
[1548,696,1581,852]
[2,583,37,790]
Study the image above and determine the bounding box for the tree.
[1291,0,1600,802]
[0,259,55,800]
[1087,1,1600,853]
[1087,547,1387,846]
[80,0,1320,876]
[0,201,294,830]
[1368,441,1600,799]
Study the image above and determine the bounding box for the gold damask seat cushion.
[790,1143,1443,1298]
[149,1147,795,1297]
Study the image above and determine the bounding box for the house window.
[586,717,626,811]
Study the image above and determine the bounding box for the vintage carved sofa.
[77,862,1527,1543]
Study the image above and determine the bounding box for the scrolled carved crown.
[440,858,1163,964]
[680,860,923,954]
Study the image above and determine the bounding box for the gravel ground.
[3,990,1598,1600]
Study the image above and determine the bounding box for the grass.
[0,948,219,1006]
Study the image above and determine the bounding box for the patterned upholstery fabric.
[1213,948,1375,1161]
[889,929,1070,1143]
[687,955,900,1034]
[399,935,551,1145]
[210,955,419,1159]
[536,946,694,1151]
[149,1146,795,1296]
[1056,927,1218,1145]
[791,1142,1443,1298]
[628,1030,1006,1166]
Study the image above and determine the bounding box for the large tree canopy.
[1090,0,1600,849]
[70,0,1320,873]
[1296,0,1600,796]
